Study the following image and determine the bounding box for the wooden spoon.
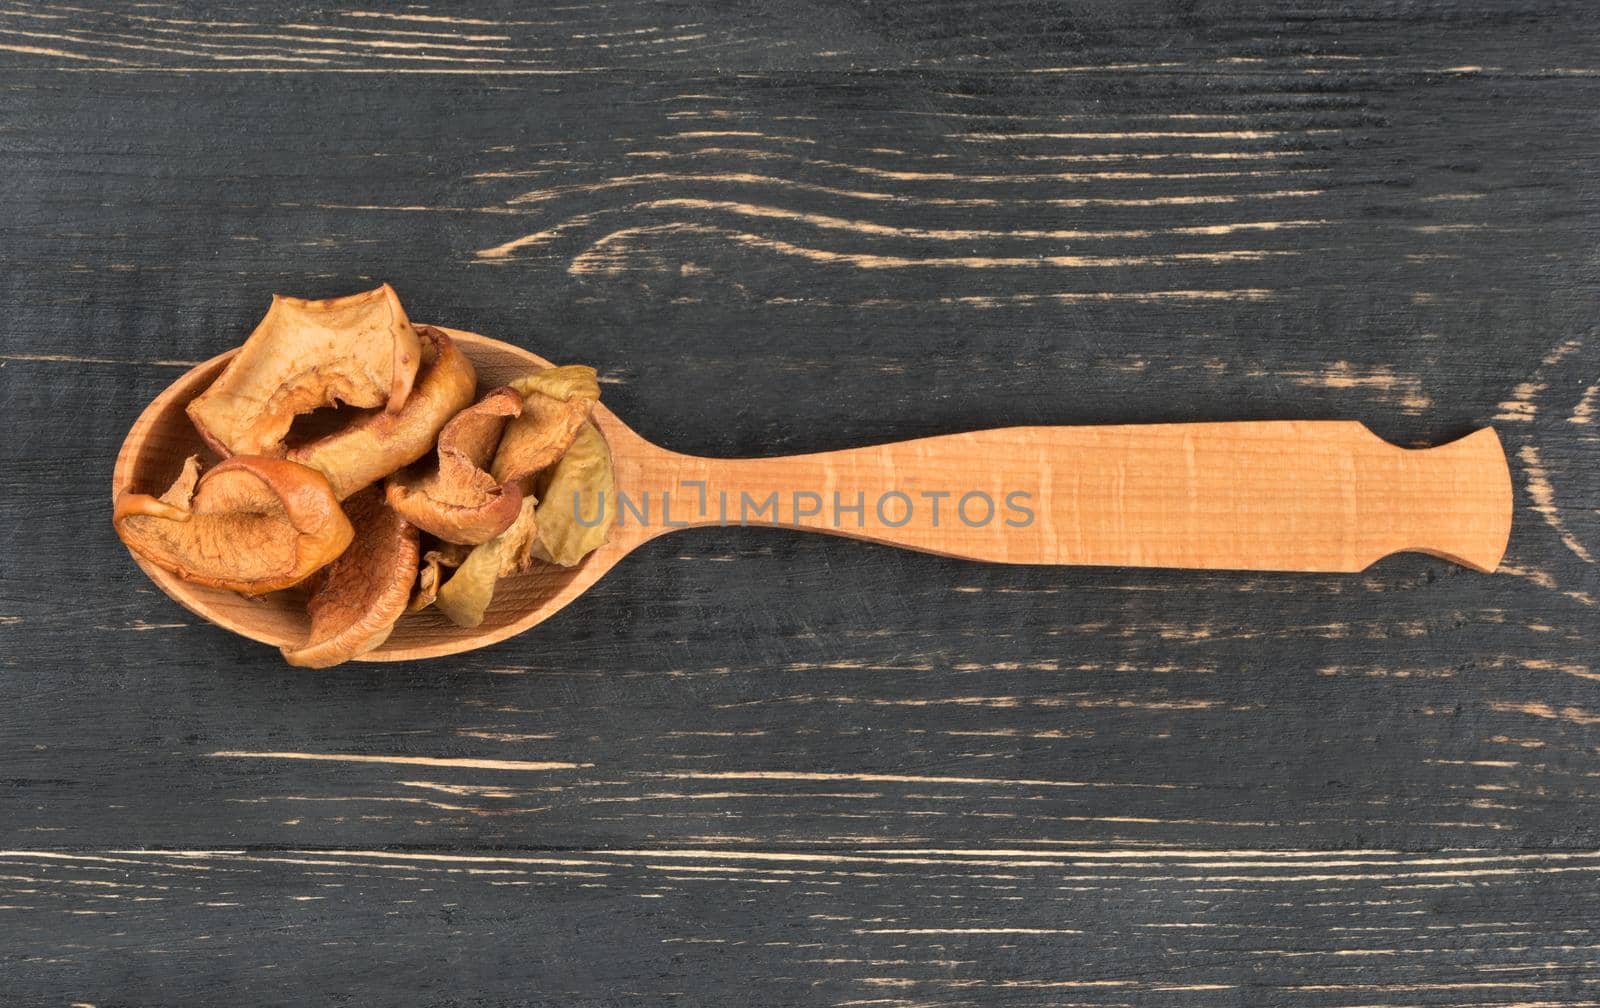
[113,327,1514,662]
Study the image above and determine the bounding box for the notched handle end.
[1364,425,1513,575]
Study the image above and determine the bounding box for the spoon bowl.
[112,328,647,661]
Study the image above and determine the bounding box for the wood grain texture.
[624,420,1513,572]
[2,0,1598,1003]
[5,847,1600,1005]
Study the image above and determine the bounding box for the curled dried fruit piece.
[434,494,543,628]
[289,325,477,500]
[281,487,420,668]
[530,421,615,567]
[386,386,524,544]
[409,545,469,614]
[432,417,617,628]
[490,365,601,484]
[114,455,353,596]
[188,284,421,457]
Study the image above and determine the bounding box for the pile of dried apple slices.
[112,285,614,667]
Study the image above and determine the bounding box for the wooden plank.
[0,0,1597,1003]
[3,846,1599,1005]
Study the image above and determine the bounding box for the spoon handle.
[634,421,1512,573]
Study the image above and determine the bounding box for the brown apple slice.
[281,487,420,668]
[113,455,353,596]
[288,325,478,500]
[187,284,422,457]
[385,386,525,544]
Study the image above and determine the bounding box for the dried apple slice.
[281,487,419,668]
[529,420,615,566]
[432,414,617,627]
[433,493,543,628]
[409,544,469,613]
[188,284,422,457]
[385,386,524,544]
[288,325,478,500]
[113,455,353,596]
[489,365,601,484]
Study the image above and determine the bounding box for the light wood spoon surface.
[113,327,1514,661]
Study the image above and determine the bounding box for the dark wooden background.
[3,1,1598,1004]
